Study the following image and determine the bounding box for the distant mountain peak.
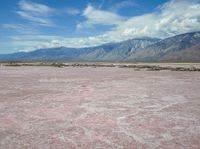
[0,31,200,62]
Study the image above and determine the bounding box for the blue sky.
[0,0,200,53]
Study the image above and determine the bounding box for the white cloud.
[16,0,55,26]
[9,0,200,52]
[77,4,126,29]
[16,11,53,26]
[69,0,200,48]
[155,0,200,37]
[2,24,39,34]
[65,7,80,15]
[2,24,25,30]
[10,35,63,52]
[115,0,200,38]
[19,0,54,14]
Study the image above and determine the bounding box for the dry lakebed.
[0,63,200,149]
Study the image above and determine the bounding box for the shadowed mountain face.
[0,38,159,62]
[128,31,200,62]
[79,38,159,61]
[0,31,200,62]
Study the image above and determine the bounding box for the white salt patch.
[161,95,187,103]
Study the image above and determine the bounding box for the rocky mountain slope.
[0,31,200,62]
[79,37,159,61]
[128,31,200,62]
[0,37,159,62]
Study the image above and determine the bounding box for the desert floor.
[0,66,200,149]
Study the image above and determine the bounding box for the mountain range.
[0,31,200,62]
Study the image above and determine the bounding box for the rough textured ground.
[0,66,200,149]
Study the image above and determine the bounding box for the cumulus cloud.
[118,0,200,38]
[77,4,126,30]
[10,35,63,52]
[10,0,200,52]
[155,0,200,36]
[75,0,200,45]
[16,0,55,26]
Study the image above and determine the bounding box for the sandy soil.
[0,66,200,149]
